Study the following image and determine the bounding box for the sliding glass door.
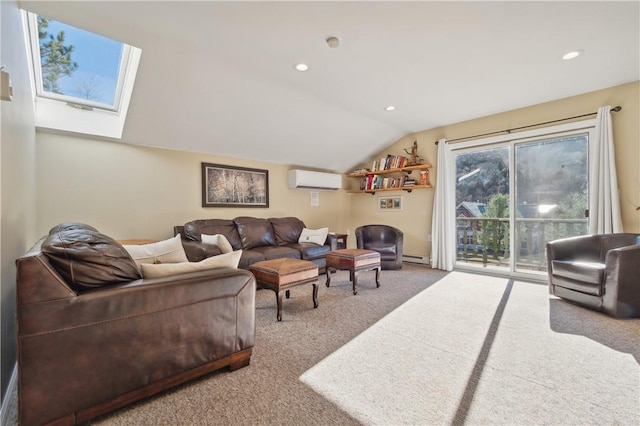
[514,134,589,273]
[452,124,591,279]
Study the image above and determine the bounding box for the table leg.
[352,270,358,295]
[285,290,290,299]
[276,290,283,322]
[312,282,319,308]
[375,266,381,288]
[325,269,331,287]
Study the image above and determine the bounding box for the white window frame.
[22,11,142,139]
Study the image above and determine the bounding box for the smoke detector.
[326,37,340,48]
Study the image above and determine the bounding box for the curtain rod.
[435,106,622,145]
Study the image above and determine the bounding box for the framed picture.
[378,196,402,211]
[202,163,269,208]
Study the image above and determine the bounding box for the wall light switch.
[310,191,319,206]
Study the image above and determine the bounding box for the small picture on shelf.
[378,196,402,211]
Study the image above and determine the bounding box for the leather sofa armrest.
[395,231,404,251]
[180,239,222,262]
[20,267,255,339]
[602,244,640,317]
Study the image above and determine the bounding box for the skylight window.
[23,11,141,138]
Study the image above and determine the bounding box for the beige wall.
[36,134,352,240]
[0,0,38,401]
[347,81,640,259]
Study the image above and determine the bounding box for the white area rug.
[300,272,640,425]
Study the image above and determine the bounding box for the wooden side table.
[249,258,319,321]
[327,233,348,250]
[325,249,381,295]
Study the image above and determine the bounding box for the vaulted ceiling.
[19,1,640,172]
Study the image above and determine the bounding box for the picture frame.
[378,196,402,211]
[201,162,269,208]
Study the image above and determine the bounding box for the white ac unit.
[288,169,342,190]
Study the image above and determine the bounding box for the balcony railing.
[456,217,588,271]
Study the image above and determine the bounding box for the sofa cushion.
[238,250,266,269]
[201,233,233,254]
[551,260,605,285]
[298,227,329,246]
[234,217,277,249]
[42,228,142,291]
[140,250,242,278]
[288,243,330,261]
[363,242,397,261]
[183,219,242,250]
[123,235,189,268]
[249,246,300,260]
[270,217,305,245]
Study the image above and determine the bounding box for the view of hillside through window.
[455,134,589,273]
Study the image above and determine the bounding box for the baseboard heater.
[402,254,430,265]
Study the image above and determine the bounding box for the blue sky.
[43,19,123,105]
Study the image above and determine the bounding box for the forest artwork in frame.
[202,163,269,207]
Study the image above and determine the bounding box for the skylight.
[23,11,142,138]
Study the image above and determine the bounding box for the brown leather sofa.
[16,224,255,426]
[175,216,335,272]
[355,224,404,270]
[547,233,640,318]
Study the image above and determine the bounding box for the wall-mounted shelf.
[347,164,432,194]
[347,184,432,194]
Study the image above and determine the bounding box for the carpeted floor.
[5,264,639,425]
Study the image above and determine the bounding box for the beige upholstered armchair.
[546,233,640,318]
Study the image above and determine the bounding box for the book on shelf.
[371,154,410,172]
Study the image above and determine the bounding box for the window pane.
[455,147,510,271]
[37,16,124,106]
[514,134,589,272]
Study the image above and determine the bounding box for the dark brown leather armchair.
[355,225,404,270]
[547,233,640,318]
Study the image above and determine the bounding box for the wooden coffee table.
[325,249,381,295]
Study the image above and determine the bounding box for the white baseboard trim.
[402,254,430,265]
[1,363,17,426]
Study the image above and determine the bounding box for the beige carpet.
[301,272,639,425]
[5,265,639,425]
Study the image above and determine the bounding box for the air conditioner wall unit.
[288,169,342,190]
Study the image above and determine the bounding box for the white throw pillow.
[201,233,233,253]
[123,234,189,268]
[140,250,242,279]
[298,227,329,246]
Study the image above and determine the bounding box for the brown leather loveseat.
[16,224,256,426]
[175,216,336,272]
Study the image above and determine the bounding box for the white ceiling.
[20,1,640,173]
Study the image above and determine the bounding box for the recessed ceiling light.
[384,105,396,111]
[294,63,309,71]
[562,50,584,60]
